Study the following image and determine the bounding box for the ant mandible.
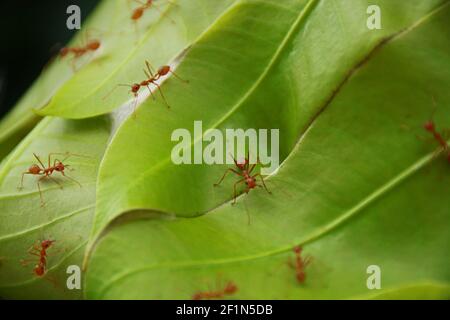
[105,60,187,114]
[192,281,238,300]
[214,154,271,205]
[20,239,55,278]
[288,246,312,284]
[18,152,84,207]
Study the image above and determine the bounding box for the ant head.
[158,65,171,76]
[224,282,238,294]
[88,40,101,51]
[131,84,140,93]
[41,240,55,249]
[293,246,302,254]
[29,164,41,174]
[59,47,69,57]
[424,121,435,132]
[55,162,66,171]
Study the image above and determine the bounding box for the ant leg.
[20,258,38,267]
[253,174,271,194]
[60,171,82,188]
[18,172,32,190]
[232,179,245,205]
[303,256,313,267]
[152,4,177,24]
[145,61,155,77]
[33,153,46,170]
[214,168,241,186]
[103,84,132,100]
[146,85,156,100]
[243,198,251,225]
[169,70,189,83]
[45,275,59,289]
[442,128,450,140]
[47,175,64,190]
[132,95,139,118]
[48,153,70,169]
[153,82,170,108]
[28,241,41,254]
[131,0,145,6]
[287,257,295,269]
[37,177,46,207]
[69,56,78,72]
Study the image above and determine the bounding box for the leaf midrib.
[0,204,94,243]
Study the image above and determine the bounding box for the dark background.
[0,0,100,119]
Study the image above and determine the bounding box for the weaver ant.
[59,30,102,70]
[192,281,238,300]
[214,154,271,205]
[59,40,100,59]
[423,118,450,163]
[288,246,312,284]
[105,60,187,114]
[130,0,176,25]
[18,152,85,207]
[20,239,55,278]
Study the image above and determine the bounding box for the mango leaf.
[37,0,238,119]
[0,1,115,160]
[0,116,110,299]
[84,0,450,299]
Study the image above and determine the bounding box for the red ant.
[59,39,100,59]
[18,152,84,207]
[288,246,312,284]
[214,154,271,205]
[105,60,187,114]
[20,239,55,277]
[424,120,450,162]
[130,0,176,25]
[417,96,450,162]
[192,281,238,300]
[59,29,102,70]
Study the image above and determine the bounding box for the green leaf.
[0,1,115,160]
[84,0,450,299]
[0,116,110,299]
[89,0,448,243]
[37,0,238,119]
